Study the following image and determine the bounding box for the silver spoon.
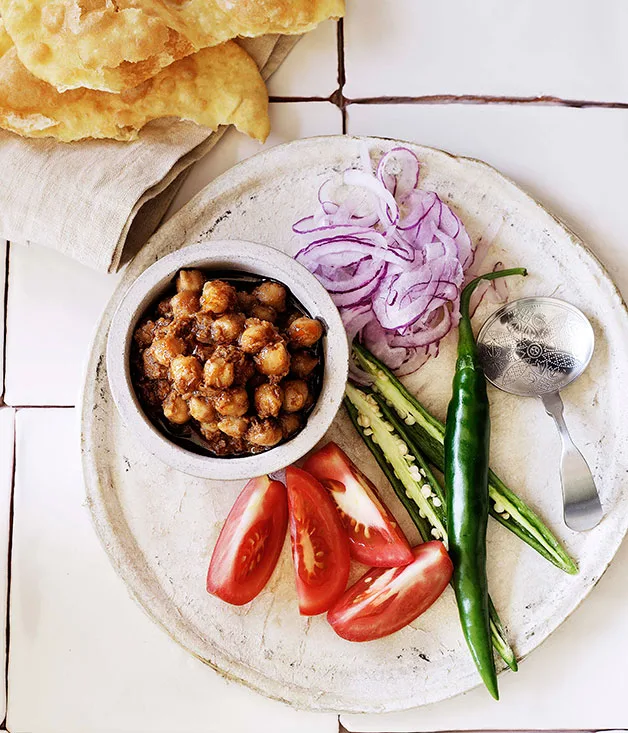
[477,296,603,532]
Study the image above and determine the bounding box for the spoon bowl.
[477,297,594,396]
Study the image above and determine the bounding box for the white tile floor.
[344,0,628,101]
[4,243,121,407]
[3,6,628,732]
[266,20,339,98]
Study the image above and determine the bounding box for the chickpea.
[157,297,173,317]
[188,395,215,422]
[200,280,237,315]
[194,313,214,344]
[253,281,287,312]
[279,411,301,438]
[233,354,255,386]
[211,313,246,344]
[217,416,250,438]
[249,304,277,323]
[199,421,221,441]
[134,319,155,348]
[193,344,214,363]
[152,317,172,340]
[287,317,324,348]
[254,383,283,418]
[214,387,249,417]
[171,291,200,319]
[254,341,290,378]
[163,391,190,424]
[204,356,234,389]
[142,347,168,380]
[176,269,205,293]
[290,350,319,378]
[236,291,256,313]
[139,378,169,406]
[214,437,243,457]
[239,318,277,354]
[170,355,202,394]
[246,418,283,447]
[282,379,309,413]
[154,379,171,403]
[152,335,186,366]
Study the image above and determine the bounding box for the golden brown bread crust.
[0,0,345,92]
[0,38,270,142]
[0,17,11,56]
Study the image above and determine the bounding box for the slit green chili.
[344,388,518,672]
[351,341,578,575]
[445,267,527,701]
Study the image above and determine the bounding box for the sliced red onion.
[376,147,421,203]
[293,145,496,376]
[344,169,399,226]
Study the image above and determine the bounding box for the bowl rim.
[106,239,349,480]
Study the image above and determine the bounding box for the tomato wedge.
[327,542,453,642]
[206,475,288,606]
[303,442,413,567]
[286,466,350,616]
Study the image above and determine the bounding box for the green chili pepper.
[445,267,527,701]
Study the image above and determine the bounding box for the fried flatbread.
[0,16,12,56]
[0,37,270,142]
[0,0,344,91]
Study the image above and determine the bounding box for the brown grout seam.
[2,411,17,731]
[336,18,347,133]
[5,405,74,410]
[269,93,628,111]
[339,728,615,733]
[343,93,628,109]
[269,18,350,134]
[268,95,331,103]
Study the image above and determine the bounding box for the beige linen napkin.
[0,35,298,273]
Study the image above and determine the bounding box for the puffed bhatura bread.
[0,17,11,56]
[0,0,344,92]
[0,38,270,142]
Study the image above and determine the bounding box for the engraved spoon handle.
[541,391,603,531]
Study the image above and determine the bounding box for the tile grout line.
[344,93,628,109]
[268,93,628,110]
[1,242,9,407]
[2,411,16,731]
[268,95,332,103]
[4,405,74,410]
[334,18,347,133]
[339,728,612,733]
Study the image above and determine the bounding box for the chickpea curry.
[131,269,324,457]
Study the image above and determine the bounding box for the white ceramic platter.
[81,136,628,713]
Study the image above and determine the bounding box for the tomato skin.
[206,475,288,606]
[327,542,453,642]
[286,466,351,616]
[303,442,413,568]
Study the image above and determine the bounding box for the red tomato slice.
[303,442,413,568]
[206,475,288,606]
[286,466,350,616]
[327,542,453,642]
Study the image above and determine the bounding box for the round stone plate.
[81,136,628,713]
